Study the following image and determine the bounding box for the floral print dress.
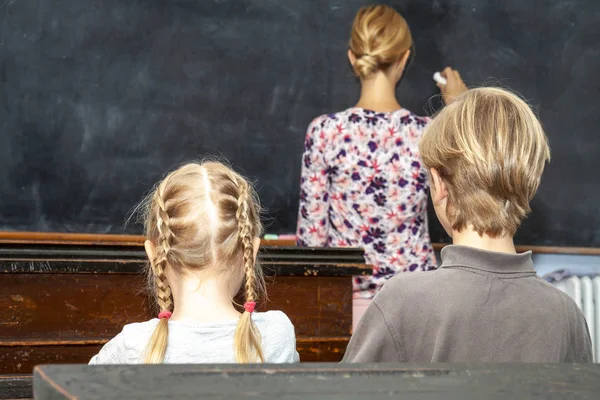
[296,107,437,298]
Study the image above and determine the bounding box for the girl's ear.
[144,240,157,263]
[252,237,261,262]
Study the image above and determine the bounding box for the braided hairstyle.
[141,161,264,363]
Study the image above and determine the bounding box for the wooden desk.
[0,233,370,375]
[33,363,600,399]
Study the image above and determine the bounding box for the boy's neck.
[355,73,402,112]
[451,227,517,254]
[169,274,241,323]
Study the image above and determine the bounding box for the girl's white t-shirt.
[89,310,299,364]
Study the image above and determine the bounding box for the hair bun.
[354,54,379,80]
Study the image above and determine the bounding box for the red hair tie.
[243,302,256,313]
[158,311,172,319]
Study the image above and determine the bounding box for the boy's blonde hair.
[349,5,412,80]
[419,87,551,236]
[140,161,265,363]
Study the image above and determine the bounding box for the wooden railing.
[1,231,599,254]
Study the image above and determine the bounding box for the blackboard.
[0,0,599,246]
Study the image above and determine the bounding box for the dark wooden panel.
[267,277,351,338]
[0,375,32,399]
[0,345,102,375]
[0,274,151,340]
[296,338,348,363]
[0,275,348,340]
[0,243,370,276]
[33,363,600,399]
[0,339,346,374]
[0,244,366,266]
[0,260,369,276]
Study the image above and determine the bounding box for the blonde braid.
[236,183,257,303]
[233,178,264,363]
[144,186,174,364]
[153,190,174,312]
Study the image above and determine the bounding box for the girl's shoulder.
[253,310,299,363]
[121,318,160,335]
[252,310,294,330]
[88,319,158,364]
[120,319,160,349]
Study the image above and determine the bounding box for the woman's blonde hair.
[140,161,265,363]
[419,87,551,236]
[349,5,412,80]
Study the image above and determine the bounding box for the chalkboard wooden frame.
[0,231,599,255]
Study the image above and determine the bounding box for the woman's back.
[297,107,437,296]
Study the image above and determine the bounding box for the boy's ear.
[430,168,449,206]
[144,240,157,264]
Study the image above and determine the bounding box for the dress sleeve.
[415,116,433,189]
[296,117,331,247]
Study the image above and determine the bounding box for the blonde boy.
[344,88,592,363]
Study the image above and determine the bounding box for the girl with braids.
[89,161,299,364]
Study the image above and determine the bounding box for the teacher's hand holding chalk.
[433,71,447,85]
[435,66,468,104]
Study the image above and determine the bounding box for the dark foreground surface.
[33,363,600,400]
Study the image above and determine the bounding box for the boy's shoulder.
[377,263,584,320]
[377,268,447,298]
[529,276,587,316]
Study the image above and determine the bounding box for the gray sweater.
[90,310,299,364]
[344,245,593,363]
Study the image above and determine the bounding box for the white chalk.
[433,72,447,85]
